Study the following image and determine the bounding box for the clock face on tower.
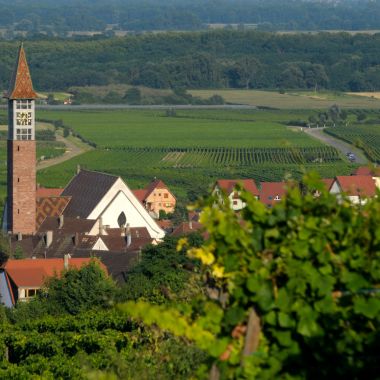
[16,111,32,126]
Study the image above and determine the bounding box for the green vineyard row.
[108,146,342,168]
[325,126,380,163]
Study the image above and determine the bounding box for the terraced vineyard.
[325,125,380,163]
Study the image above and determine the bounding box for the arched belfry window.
[117,212,127,228]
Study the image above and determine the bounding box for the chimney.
[99,217,105,235]
[59,215,64,229]
[189,220,193,230]
[63,254,70,270]
[45,230,53,248]
[17,232,22,241]
[126,224,131,247]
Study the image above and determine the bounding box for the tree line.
[0,30,380,92]
[0,0,380,34]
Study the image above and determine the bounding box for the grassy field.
[32,108,355,201]
[0,108,357,211]
[189,90,380,109]
[37,109,322,149]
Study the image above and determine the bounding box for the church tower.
[4,43,37,235]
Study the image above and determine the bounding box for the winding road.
[303,127,368,164]
[37,134,91,170]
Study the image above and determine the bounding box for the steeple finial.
[5,43,37,100]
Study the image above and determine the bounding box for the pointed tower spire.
[5,43,37,100]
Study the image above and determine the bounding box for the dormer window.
[274,195,280,201]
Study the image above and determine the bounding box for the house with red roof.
[213,179,259,211]
[132,179,176,218]
[171,220,203,237]
[0,257,106,307]
[259,182,288,207]
[353,166,380,177]
[329,175,377,204]
[353,166,380,189]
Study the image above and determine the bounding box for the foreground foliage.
[123,175,380,379]
[0,259,206,379]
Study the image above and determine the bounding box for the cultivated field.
[189,90,380,109]
[325,124,380,163]
[32,109,355,200]
[37,109,323,149]
[0,108,358,209]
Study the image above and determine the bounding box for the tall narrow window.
[117,212,127,228]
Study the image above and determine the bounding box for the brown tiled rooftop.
[216,179,259,197]
[336,175,377,197]
[3,258,103,288]
[5,44,38,100]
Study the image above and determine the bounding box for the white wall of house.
[330,180,364,205]
[88,219,101,236]
[213,185,247,211]
[18,287,39,301]
[92,237,109,251]
[88,178,164,239]
[373,177,380,190]
[228,192,246,211]
[329,181,341,195]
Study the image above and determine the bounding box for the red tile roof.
[156,219,173,229]
[171,221,203,237]
[36,188,64,198]
[321,178,334,191]
[5,44,37,100]
[132,179,176,202]
[132,189,147,203]
[259,182,287,206]
[145,179,168,197]
[3,258,105,288]
[216,179,259,197]
[335,175,377,197]
[353,166,380,176]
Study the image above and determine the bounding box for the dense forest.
[0,0,380,34]
[1,31,380,92]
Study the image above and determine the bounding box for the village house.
[0,257,107,307]
[328,175,377,204]
[212,179,259,211]
[133,179,176,218]
[353,166,380,189]
[259,181,288,207]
